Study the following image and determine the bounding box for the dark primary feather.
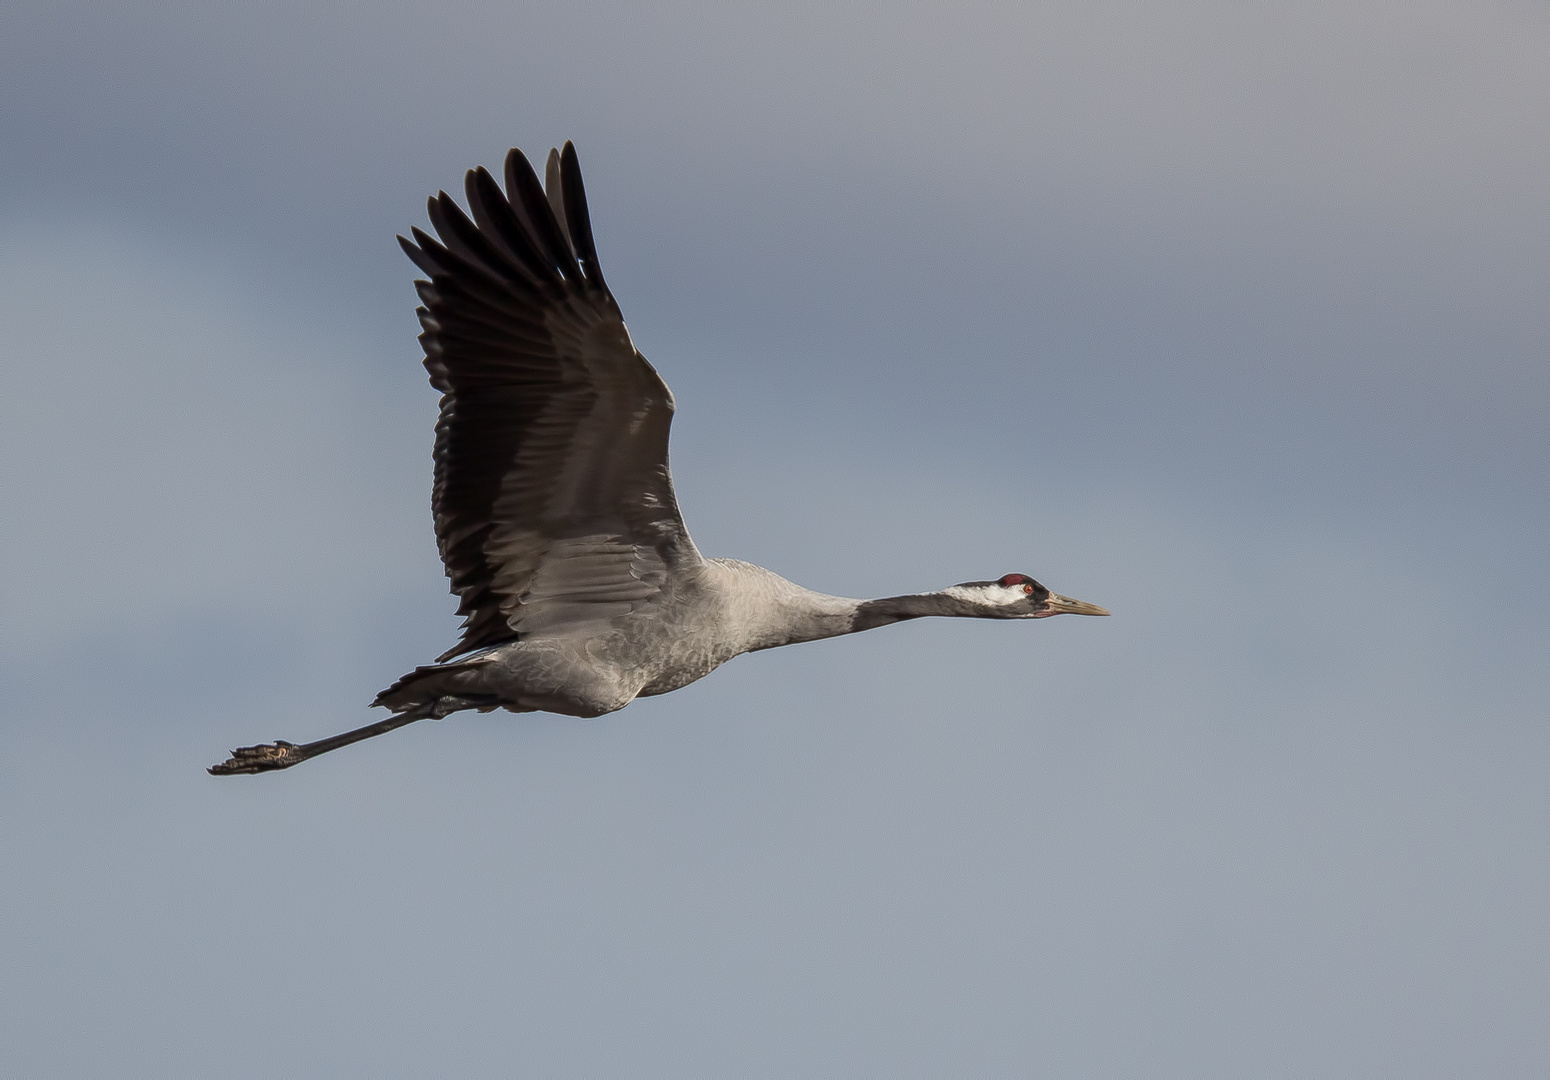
[505,148,583,282]
[557,142,610,293]
[397,143,699,661]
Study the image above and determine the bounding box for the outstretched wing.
[399,142,701,661]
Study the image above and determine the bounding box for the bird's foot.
[208,740,309,776]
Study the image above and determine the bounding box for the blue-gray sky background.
[2,3,1546,1076]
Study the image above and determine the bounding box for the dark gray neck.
[745,590,976,652]
[850,592,982,632]
[706,560,992,655]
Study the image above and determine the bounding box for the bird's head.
[947,573,1110,619]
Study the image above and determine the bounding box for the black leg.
[208,708,431,775]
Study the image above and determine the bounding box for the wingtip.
[504,147,536,192]
[469,164,501,197]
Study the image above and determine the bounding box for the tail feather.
[372,657,495,712]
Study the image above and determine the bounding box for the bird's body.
[375,560,856,720]
[210,143,1107,776]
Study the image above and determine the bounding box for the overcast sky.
[2,3,1546,1076]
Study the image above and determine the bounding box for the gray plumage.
[209,143,1107,776]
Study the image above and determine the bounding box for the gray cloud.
[1,3,1546,1076]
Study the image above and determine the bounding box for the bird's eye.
[1023,584,1034,595]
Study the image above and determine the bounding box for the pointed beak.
[1045,593,1110,617]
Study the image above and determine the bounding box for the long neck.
[850,591,982,632]
[707,560,981,653]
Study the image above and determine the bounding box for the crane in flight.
[210,143,1108,775]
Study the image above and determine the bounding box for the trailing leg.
[207,699,469,775]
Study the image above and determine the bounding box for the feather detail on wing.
[398,143,699,660]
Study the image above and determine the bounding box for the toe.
[207,741,304,775]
